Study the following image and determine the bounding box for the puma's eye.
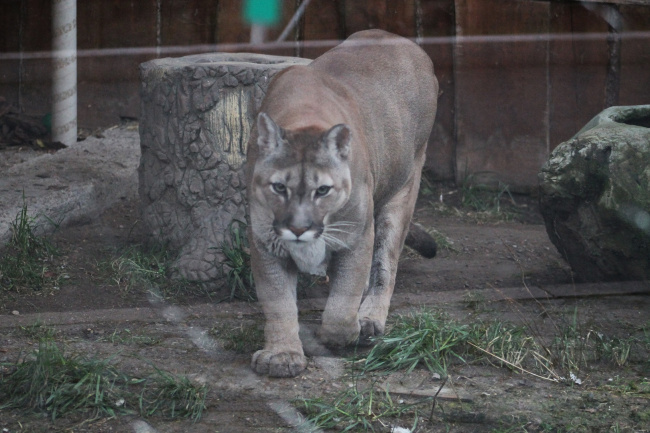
[272,183,287,195]
[315,185,332,197]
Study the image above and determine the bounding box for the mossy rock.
[539,105,650,282]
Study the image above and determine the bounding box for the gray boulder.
[539,105,650,282]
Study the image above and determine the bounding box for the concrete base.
[138,53,310,284]
[0,126,140,246]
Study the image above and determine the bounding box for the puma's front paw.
[251,349,307,378]
[358,318,385,346]
[319,319,360,348]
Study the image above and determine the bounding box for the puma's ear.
[256,112,283,153]
[322,124,351,160]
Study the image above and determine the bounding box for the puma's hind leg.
[358,153,425,344]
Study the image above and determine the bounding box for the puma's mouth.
[290,235,318,243]
[277,226,322,243]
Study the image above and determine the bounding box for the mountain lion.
[246,29,439,377]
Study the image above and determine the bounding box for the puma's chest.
[286,240,328,276]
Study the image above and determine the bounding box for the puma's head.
[250,112,353,251]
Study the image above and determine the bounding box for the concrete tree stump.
[539,105,650,282]
[139,53,310,283]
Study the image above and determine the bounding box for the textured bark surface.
[539,105,650,282]
[139,53,310,283]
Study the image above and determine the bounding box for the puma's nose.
[289,225,309,237]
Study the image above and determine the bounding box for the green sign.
[244,0,281,25]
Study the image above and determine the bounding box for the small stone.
[11,310,19,316]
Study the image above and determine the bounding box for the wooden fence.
[1,0,649,189]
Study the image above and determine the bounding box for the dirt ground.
[1,186,649,432]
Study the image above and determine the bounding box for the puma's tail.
[405,222,437,259]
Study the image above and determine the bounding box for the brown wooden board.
[77,1,157,49]
[619,4,650,106]
[454,0,551,191]
[548,2,609,148]
[1,0,649,188]
[216,0,250,44]
[420,0,457,180]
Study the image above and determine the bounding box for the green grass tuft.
[460,173,516,215]
[0,199,62,292]
[551,324,636,371]
[361,309,469,375]
[211,322,264,354]
[297,379,425,432]
[20,321,58,341]
[217,220,256,302]
[0,341,207,422]
[471,320,545,372]
[139,366,208,422]
[103,242,208,301]
[0,341,132,420]
[108,243,170,294]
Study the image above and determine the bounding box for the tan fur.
[245,30,438,377]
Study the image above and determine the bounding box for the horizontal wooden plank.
[543,0,650,5]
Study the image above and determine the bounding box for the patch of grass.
[20,321,58,341]
[471,320,550,375]
[427,175,535,224]
[140,366,207,422]
[0,341,133,420]
[210,321,264,354]
[217,220,256,302]
[603,376,650,398]
[473,320,541,368]
[368,310,647,379]
[551,325,637,371]
[360,309,551,377]
[361,309,470,375]
[362,308,647,380]
[298,308,650,431]
[0,200,63,292]
[104,242,206,300]
[546,309,632,372]
[107,243,170,294]
[460,173,516,215]
[549,314,591,373]
[0,341,207,422]
[297,379,426,432]
[594,334,633,367]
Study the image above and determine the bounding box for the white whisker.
[325,227,355,235]
[320,233,350,250]
[320,237,338,250]
[327,221,358,228]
